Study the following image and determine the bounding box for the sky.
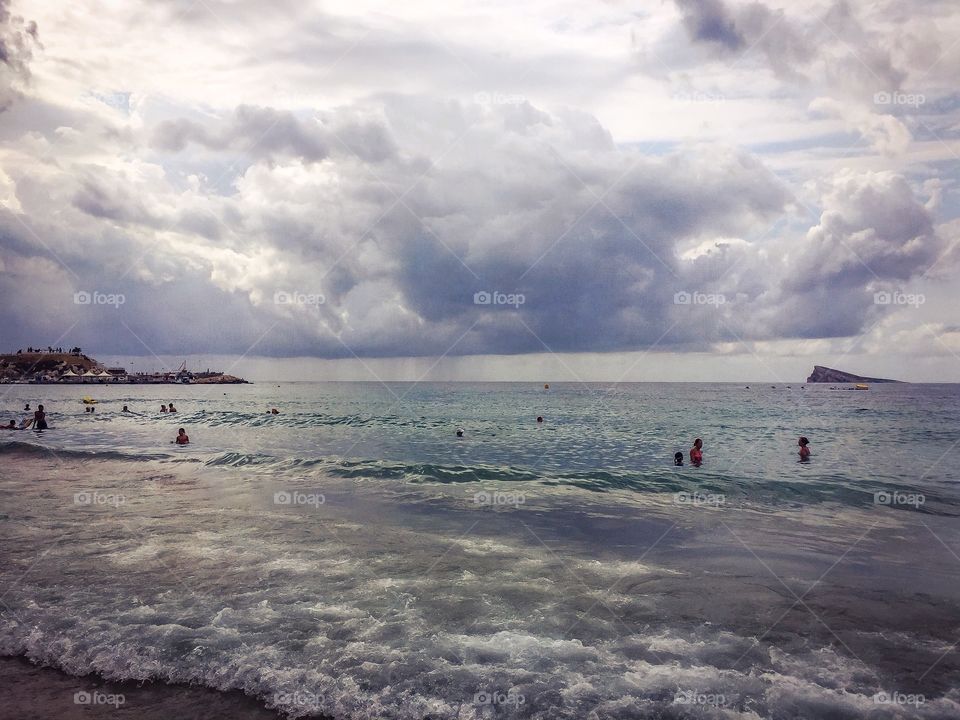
[1,0,959,382]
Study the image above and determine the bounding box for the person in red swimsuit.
[798,436,810,459]
[174,428,190,445]
[689,438,703,466]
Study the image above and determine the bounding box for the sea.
[1,381,958,719]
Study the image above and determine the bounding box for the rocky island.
[806,365,901,384]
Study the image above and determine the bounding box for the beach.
[1,382,959,718]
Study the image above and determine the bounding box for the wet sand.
[0,655,296,720]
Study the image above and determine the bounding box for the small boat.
[854,384,869,390]
[81,396,97,404]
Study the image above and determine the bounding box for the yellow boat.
[81,396,97,404]
[854,384,869,390]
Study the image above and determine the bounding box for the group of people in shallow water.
[4,399,287,444]
[671,436,810,465]
[454,419,811,465]
[2,403,47,430]
[3,401,189,444]
[5,402,812,460]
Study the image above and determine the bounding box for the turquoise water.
[5,382,960,505]
[1,382,959,718]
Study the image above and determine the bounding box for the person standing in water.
[798,436,811,459]
[689,438,703,466]
[168,402,177,413]
[674,452,684,466]
[173,428,189,445]
[160,404,168,413]
[33,404,47,430]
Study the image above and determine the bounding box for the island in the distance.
[0,347,249,384]
[806,365,901,384]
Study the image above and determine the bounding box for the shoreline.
[0,655,325,720]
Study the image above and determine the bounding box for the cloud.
[152,104,397,165]
[674,0,745,51]
[664,0,960,100]
[4,89,954,359]
[808,97,912,155]
[1,0,958,376]
[0,0,38,112]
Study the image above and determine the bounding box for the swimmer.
[122,405,130,413]
[456,427,464,437]
[33,404,47,430]
[689,438,703,466]
[3,420,16,429]
[24,403,30,411]
[173,428,190,445]
[674,451,684,466]
[271,408,279,415]
[160,405,168,413]
[168,402,177,413]
[536,416,543,423]
[798,436,811,459]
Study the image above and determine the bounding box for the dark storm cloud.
[7,91,951,359]
[675,0,744,50]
